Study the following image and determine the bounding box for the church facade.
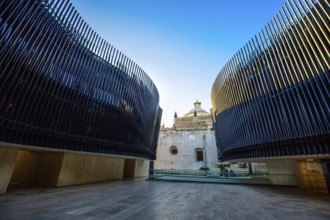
[154,101,219,170]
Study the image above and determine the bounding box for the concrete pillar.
[123,159,149,178]
[266,160,297,186]
[123,159,136,178]
[134,160,150,177]
[0,146,19,194]
[320,160,330,193]
[57,153,125,187]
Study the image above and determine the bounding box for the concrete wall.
[296,160,328,193]
[1,143,149,193]
[57,153,125,187]
[123,159,136,178]
[0,146,18,194]
[266,159,330,193]
[134,160,150,177]
[122,159,150,178]
[155,129,218,170]
[266,160,298,185]
[11,151,125,187]
[252,163,268,174]
[11,151,63,187]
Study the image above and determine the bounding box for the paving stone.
[0,179,329,220]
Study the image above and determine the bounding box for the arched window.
[195,148,204,161]
[169,145,178,155]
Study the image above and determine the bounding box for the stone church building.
[154,101,219,170]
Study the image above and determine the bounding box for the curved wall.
[0,0,162,159]
[211,0,329,160]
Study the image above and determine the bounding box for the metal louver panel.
[0,0,162,160]
[211,0,329,160]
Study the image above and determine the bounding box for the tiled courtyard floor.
[0,178,329,220]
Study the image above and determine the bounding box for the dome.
[184,101,210,117]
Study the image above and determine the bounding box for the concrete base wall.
[123,159,150,178]
[11,151,64,186]
[11,151,126,187]
[251,163,267,174]
[123,159,136,178]
[0,146,19,194]
[0,143,150,193]
[134,160,150,177]
[266,159,329,193]
[57,153,125,187]
[297,160,328,194]
[266,160,297,186]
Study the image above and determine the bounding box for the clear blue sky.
[71,0,286,127]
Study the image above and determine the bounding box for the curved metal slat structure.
[211,0,329,161]
[0,0,162,159]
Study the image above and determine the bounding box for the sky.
[71,0,287,127]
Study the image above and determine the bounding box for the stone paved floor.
[0,178,330,220]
